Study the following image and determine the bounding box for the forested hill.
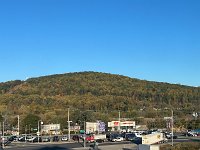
[0,71,199,122]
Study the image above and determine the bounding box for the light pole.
[2,121,5,149]
[38,120,43,143]
[118,111,121,133]
[67,108,72,141]
[171,109,174,146]
[17,115,20,136]
[25,125,27,142]
[84,121,86,148]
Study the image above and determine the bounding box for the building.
[41,124,60,135]
[108,121,136,132]
[86,121,105,134]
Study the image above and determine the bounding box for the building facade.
[41,124,61,135]
[108,121,136,132]
[86,121,105,134]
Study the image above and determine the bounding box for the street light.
[171,110,174,146]
[38,120,43,143]
[2,121,5,149]
[118,111,121,133]
[67,108,72,141]
[25,125,27,142]
[84,121,86,148]
[17,115,20,136]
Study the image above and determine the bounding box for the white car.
[61,136,68,141]
[135,132,142,138]
[27,136,37,142]
[112,137,123,142]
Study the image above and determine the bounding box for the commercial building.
[41,124,60,135]
[86,121,105,134]
[108,121,136,132]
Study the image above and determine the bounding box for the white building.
[41,124,60,135]
[86,121,105,134]
[108,121,136,132]
[86,122,97,133]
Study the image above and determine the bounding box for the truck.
[141,133,167,145]
[85,134,106,143]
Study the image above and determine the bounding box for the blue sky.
[0,0,200,87]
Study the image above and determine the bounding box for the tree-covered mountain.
[0,71,199,130]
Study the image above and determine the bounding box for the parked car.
[131,137,142,145]
[32,137,42,143]
[8,136,17,142]
[187,131,198,137]
[72,135,80,141]
[18,136,26,142]
[165,133,177,139]
[124,133,137,141]
[42,137,50,142]
[27,136,36,142]
[112,137,123,142]
[96,139,104,143]
[61,136,68,141]
[53,136,59,142]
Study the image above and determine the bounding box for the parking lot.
[1,131,200,150]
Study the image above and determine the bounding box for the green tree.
[21,114,40,134]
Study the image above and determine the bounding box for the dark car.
[8,136,17,142]
[53,136,59,142]
[72,135,80,141]
[131,137,142,145]
[165,133,177,139]
[42,137,50,142]
[96,139,104,143]
[33,137,42,143]
[125,133,137,141]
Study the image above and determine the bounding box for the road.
[4,141,136,150]
[3,136,200,150]
[4,142,80,150]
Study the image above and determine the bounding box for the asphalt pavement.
[3,141,138,150]
[3,136,200,150]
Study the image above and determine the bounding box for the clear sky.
[0,0,200,87]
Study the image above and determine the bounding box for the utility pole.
[18,115,20,136]
[84,121,86,148]
[118,111,121,133]
[0,122,1,135]
[68,108,70,141]
[25,125,27,142]
[171,110,174,146]
[38,121,40,143]
[38,120,43,143]
[2,121,4,149]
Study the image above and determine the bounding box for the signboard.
[108,121,135,127]
[97,121,105,132]
[164,117,172,120]
[114,121,119,126]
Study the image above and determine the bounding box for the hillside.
[0,71,199,129]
